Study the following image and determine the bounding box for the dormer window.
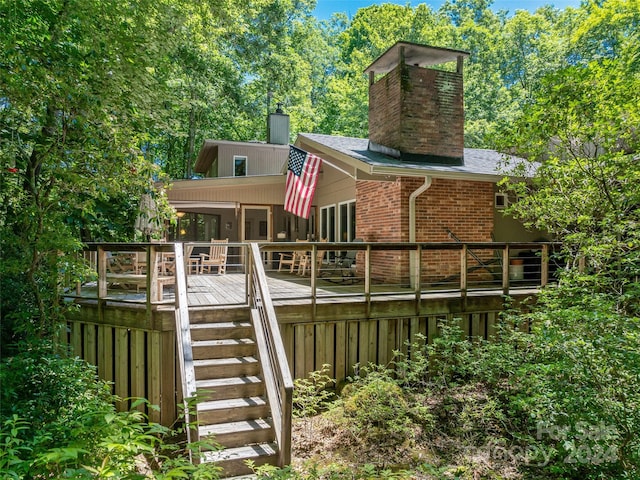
[234,156,247,177]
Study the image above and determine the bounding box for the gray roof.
[298,133,527,179]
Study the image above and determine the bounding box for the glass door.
[242,206,271,266]
[320,205,336,261]
[241,206,271,242]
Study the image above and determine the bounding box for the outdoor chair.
[184,244,200,275]
[297,239,327,276]
[278,239,308,273]
[323,238,363,283]
[200,238,229,274]
[107,251,146,274]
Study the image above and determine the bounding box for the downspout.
[409,176,432,288]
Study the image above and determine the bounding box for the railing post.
[541,244,549,286]
[97,245,107,299]
[149,244,160,304]
[460,244,468,297]
[502,244,510,295]
[364,244,371,306]
[310,244,317,311]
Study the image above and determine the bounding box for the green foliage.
[292,364,336,419]
[0,0,175,344]
[0,342,114,446]
[0,342,221,478]
[394,319,481,388]
[503,289,640,477]
[250,459,413,479]
[342,367,433,447]
[0,416,32,479]
[428,319,477,385]
[343,375,410,444]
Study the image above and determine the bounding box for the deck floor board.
[72,271,539,308]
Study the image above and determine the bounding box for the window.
[234,156,247,177]
[338,200,356,242]
[495,193,508,209]
[321,205,338,261]
[320,205,336,242]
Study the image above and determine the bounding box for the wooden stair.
[190,307,279,477]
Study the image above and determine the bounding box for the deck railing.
[260,241,559,300]
[172,243,197,458]
[247,243,293,467]
[68,241,559,310]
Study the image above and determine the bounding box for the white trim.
[338,199,356,243]
[495,192,508,209]
[233,155,247,177]
[171,200,239,210]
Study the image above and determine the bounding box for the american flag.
[284,145,322,219]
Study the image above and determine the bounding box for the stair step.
[192,338,256,359]
[199,418,274,448]
[189,307,251,324]
[201,443,278,477]
[196,376,264,401]
[190,321,253,341]
[194,356,260,378]
[197,396,269,424]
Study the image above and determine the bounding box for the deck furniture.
[104,273,174,301]
[185,244,200,275]
[200,238,229,274]
[277,239,307,273]
[324,238,363,282]
[297,239,327,276]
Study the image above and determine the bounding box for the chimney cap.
[364,41,470,75]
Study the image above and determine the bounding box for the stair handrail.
[248,242,293,467]
[173,243,198,458]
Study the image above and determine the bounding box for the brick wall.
[356,177,495,283]
[368,64,464,160]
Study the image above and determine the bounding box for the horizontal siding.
[217,143,288,177]
[170,181,285,205]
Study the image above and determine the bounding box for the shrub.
[508,291,640,478]
[293,364,336,419]
[0,341,114,451]
[342,368,429,446]
[0,341,221,478]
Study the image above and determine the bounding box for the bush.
[0,341,114,450]
[0,341,221,478]
[505,289,640,478]
[293,364,336,419]
[342,368,433,447]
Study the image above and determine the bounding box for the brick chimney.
[365,42,469,165]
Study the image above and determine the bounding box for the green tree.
[0,0,175,345]
[148,1,247,179]
[492,2,640,475]
[498,55,640,303]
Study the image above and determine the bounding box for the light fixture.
[176,211,186,218]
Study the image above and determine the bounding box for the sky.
[313,0,581,19]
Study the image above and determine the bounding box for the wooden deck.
[62,241,552,427]
[75,271,540,309]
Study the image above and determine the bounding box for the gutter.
[409,176,432,287]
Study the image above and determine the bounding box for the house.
[166,42,543,280]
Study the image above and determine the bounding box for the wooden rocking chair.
[297,239,327,276]
[200,238,229,274]
[278,239,308,273]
